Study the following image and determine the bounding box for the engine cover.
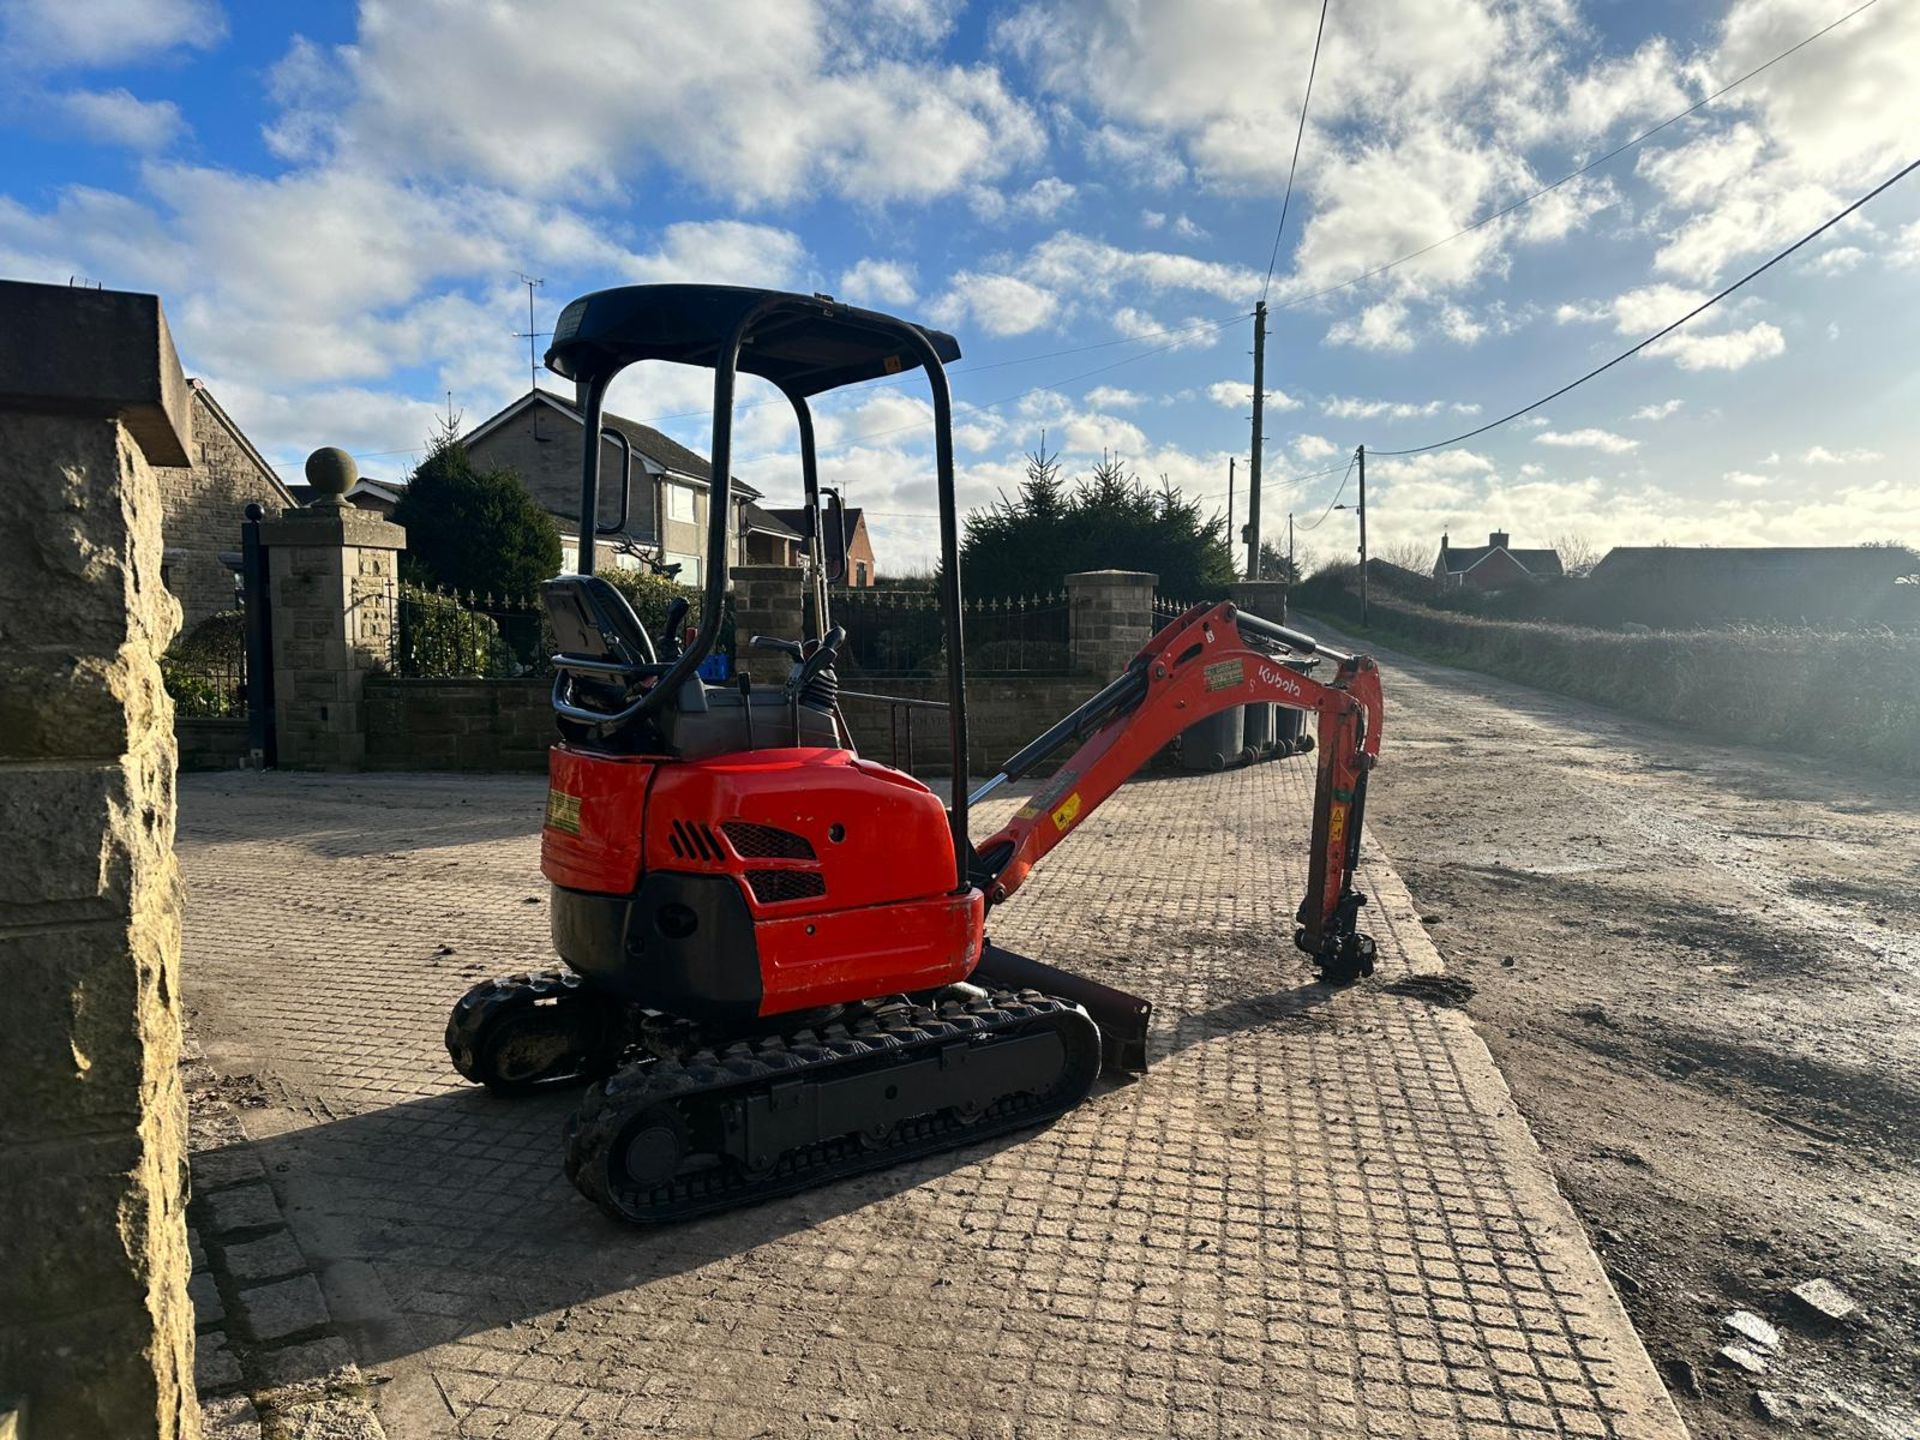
[542,744,984,1018]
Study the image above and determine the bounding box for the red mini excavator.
[445,285,1384,1224]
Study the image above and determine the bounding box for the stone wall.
[839,675,1096,777]
[0,409,195,1437]
[365,678,554,770]
[733,565,808,653]
[176,717,250,772]
[1067,570,1158,681]
[154,384,290,630]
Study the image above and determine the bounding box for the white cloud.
[1536,428,1639,454]
[1,0,223,68]
[927,271,1060,337]
[1292,434,1337,461]
[1807,245,1866,275]
[1581,284,1789,373]
[837,257,918,307]
[1632,399,1683,421]
[1084,385,1144,409]
[1724,470,1770,488]
[1648,321,1786,372]
[1205,381,1299,412]
[1110,306,1223,350]
[626,220,808,288]
[268,1,1044,207]
[1802,445,1883,465]
[1322,395,1443,421]
[55,87,187,150]
[1326,301,1413,352]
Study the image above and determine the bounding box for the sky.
[3,0,1917,576]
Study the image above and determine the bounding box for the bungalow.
[768,505,879,587]
[1434,531,1563,592]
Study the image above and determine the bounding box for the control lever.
[750,633,807,663]
[737,669,754,749]
[657,597,689,661]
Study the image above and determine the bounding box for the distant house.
[1587,546,1919,627]
[1435,531,1563,592]
[742,504,804,566]
[155,380,298,628]
[768,506,879,587]
[287,475,403,517]
[460,389,763,584]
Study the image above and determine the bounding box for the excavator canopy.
[545,283,962,396]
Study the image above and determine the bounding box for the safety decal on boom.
[545,788,583,835]
[1050,792,1082,832]
[1015,768,1080,822]
[1204,658,1245,692]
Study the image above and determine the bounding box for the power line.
[1373,153,1920,458]
[1268,0,1883,312]
[1295,451,1358,532]
[1262,0,1333,304]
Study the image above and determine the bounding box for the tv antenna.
[513,273,548,394]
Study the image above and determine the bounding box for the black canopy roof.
[544,284,961,399]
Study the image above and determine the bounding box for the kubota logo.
[1257,663,1304,699]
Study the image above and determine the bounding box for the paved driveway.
[180,763,1684,1439]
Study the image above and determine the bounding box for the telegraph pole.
[514,272,547,394]
[1287,511,1295,613]
[1246,300,1267,580]
[1356,444,1370,627]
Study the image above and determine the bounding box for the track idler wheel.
[446,969,624,1095]
[1311,931,1377,987]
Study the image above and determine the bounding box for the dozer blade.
[975,942,1152,1076]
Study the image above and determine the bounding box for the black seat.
[542,575,656,672]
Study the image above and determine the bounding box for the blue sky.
[3,0,1916,573]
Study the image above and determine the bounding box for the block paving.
[178,765,1686,1439]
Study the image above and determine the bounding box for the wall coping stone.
[1066,569,1158,585]
[0,280,192,466]
[256,509,406,551]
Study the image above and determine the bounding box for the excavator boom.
[970,601,1383,983]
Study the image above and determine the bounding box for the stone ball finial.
[304,446,358,507]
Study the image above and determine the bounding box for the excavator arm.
[969,601,1384,983]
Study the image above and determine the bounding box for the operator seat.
[540,575,839,759]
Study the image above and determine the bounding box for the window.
[667,552,702,586]
[855,562,868,586]
[668,484,697,523]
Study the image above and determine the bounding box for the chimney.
[1489,530,1510,549]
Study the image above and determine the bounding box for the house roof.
[743,503,801,539]
[178,379,298,507]
[287,477,403,507]
[767,506,866,564]
[1589,546,1911,579]
[461,388,761,499]
[1441,543,1563,578]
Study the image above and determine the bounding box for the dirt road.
[1304,620,1920,1439]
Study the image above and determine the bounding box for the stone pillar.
[1067,570,1158,681]
[0,283,198,1438]
[732,565,807,658]
[257,449,406,769]
[1230,579,1289,627]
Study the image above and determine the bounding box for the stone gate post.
[732,565,807,664]
[1229,579,1289,626]
[1066,570,1158,682]
[0,280,198,1438]
[256,449,406,769]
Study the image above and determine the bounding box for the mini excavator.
[445,285,1384,1224]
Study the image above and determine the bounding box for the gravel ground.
[1303,618,1920,1439]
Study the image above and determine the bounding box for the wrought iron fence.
[831,589,1071,676]
[392,584,550,679]
[161,647,246,717]
[1152,595,1195,626]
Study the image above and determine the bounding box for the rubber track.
[445,968,611,1089]
[564,989,1102,1225]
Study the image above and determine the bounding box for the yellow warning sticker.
[884,354,904,373]
[545,788,582,835]
[1051,792,1082,832]
[1203,658,1245,692]
[1327,805,1347,849]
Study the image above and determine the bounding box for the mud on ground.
[1308,621,1920,1439]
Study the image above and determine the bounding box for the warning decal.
[1051,792,1083,832]
[545,788,582,835]
[1203,658,1245,692]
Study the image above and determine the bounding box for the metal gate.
[239,503,276,767]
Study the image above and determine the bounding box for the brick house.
[460,389,763,584]
[768,505,879,586]
[1434,531,1563,592]
[156,380,297,628]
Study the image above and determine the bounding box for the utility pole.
[1287,510,1295,612]
[1246,300,1267,580]
[514,272,547,395]
[1356,444,1370,627]
[1225,456,1235,574]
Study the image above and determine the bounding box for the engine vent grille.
[721,821,816,860]
[746,870,827,904]
[668,819,726,863]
